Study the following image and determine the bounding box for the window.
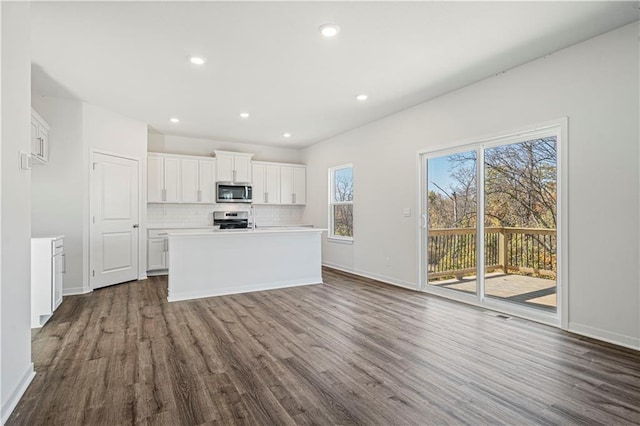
[329,164,353,241]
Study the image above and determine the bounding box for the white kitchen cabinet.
[252,162,281,204]
[180,158,216,203]
[147,231,169,271]
[198,160,216,203]
[147,154,164,202]
[31,109,50,164]
[147,153,180,203]
[31,236,64,328]
[214,150,254,183]
[180,158,199,203]
[147,228,214,273]
[148,153,217,204]
[164,157,181,202]
[281,165,306,205]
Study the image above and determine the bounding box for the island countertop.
[167,227,325,237]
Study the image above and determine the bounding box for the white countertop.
[147,225,215,230]
[168,227,325,237]
[32,234,64,240]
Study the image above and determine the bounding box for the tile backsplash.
[147,204,304,228]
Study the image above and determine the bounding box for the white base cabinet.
[147,228,214,274]
[31,236,64,328]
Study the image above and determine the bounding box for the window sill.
[328,236,354,245]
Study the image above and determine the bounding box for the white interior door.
[90,152,139,289]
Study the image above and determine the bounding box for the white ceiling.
[31,1,639,148]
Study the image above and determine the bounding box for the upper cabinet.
[252,162,281,205]
[281,165,306,205]
[147,153,216,204]
[252,162,306,205]
[31,109,50,164]
[214,150,254,183]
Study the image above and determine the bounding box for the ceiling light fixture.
[170,117,180,123]
[283,133,292,138]
[319,23,340,38]
[356,94,368,101]
[239,112,250,119]
[188,56,206,65]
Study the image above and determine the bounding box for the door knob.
[133,224,139,228]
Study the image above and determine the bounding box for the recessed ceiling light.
[319,23,340,38]
[239,112,250,119]
[283,133,292,138]
[170,117,180,123]
[356,94,368,101]
[189,56,206,65]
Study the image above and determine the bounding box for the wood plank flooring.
[7,268,640,425]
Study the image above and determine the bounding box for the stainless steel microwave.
[216,182,252,203]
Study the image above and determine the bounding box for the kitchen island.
[167,228,324,302]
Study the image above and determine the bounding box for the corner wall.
[302,22,640,349]
[1,2,35,422]
[31,96,85,294]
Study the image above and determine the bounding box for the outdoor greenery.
[332,167,353,237]
[428,137,557,278]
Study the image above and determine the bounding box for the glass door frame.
[418,118,568,329]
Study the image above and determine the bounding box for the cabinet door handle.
[164,239,168,251]
[162,188,167,202]
[265,192,268,203]
[62,253,66,273]
[233,170,237,182]
[292,193,296,204]
[40,138,44,157]
[197,189,202,202]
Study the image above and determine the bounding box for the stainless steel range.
[213,211,250,229]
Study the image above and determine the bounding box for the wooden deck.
[8,268,638,425]
[430,272,556,311]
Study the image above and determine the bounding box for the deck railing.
[428,227,556,279]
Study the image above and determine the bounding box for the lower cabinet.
[147,228,213,273]
[147,236,168,271]
[31,236,64,328]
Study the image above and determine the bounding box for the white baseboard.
[568,322,640,351]
[1,363,35,424]
[322,262,418,291]
[62,286,91,296]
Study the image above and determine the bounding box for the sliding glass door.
[483,138,557,312]
[421,124,561,321]
[425,150,478,296]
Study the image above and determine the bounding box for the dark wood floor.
[8,268,640,425]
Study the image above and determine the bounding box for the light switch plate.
[19,151,32,170]
[403,207,411,217]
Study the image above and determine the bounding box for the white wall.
[83,103,148,281]
[1,2,35,422]
[31,96,85,294]
[149,133,302,164]
[302,23,640,349]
